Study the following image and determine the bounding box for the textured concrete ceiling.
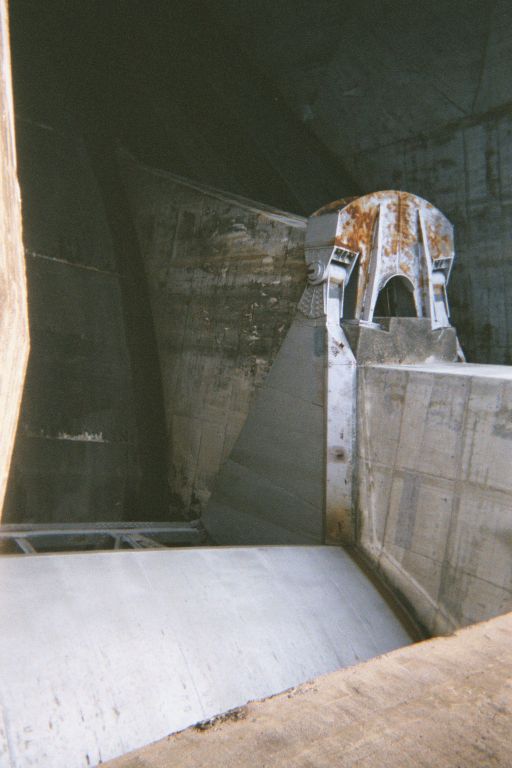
[11,1,511,212]
[217,0,508,155]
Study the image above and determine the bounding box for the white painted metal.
[0,546,411,768]
[324,270,357,543]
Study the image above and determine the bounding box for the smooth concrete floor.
[0,545,411,768]
[106,611,512,768]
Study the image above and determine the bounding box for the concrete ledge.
[376,361,512,379]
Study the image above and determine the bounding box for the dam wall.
[3,118,153,525]
[202,189,512,636]
[357,362,512,634]
[202,314,326,544]
[120,153,307,519]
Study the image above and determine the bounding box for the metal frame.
[0,521,203,554]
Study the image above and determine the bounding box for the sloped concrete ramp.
[0,546,411,768]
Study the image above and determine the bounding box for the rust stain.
[399,194,419,248]
[312,197,358,217]
[340,203,379,257]
[331,191,451,264]
[308,190,453,321]
[333,237,357,251]
[329,446,347,462]
[426,220,452,261]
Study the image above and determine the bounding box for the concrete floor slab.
[0,545,411,768]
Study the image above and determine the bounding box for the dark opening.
[342,261,359,320]
[374,275,416,318]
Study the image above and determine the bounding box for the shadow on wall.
[119,152,308,521]
[374,276,417,318]
[4,121,170,525]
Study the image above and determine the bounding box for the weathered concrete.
[358,361,512,634]
[6,1,174,523]
[0,546,412,768]
[0,0,29,517]
[343,318,460,365]
[12,1,512,364]
[204,193,512,639]
[105,611,512,768]
[2,114,178,522]
[121,153,307,519]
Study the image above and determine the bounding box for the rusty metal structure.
[299,190,455,328]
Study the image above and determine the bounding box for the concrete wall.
[357,362,512,634]
[7,0,173,523]
[120,154,307,519]
[3,118,142,524]
[0,0,29,517]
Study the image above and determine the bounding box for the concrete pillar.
[0,0,29,517]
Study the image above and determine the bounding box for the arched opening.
[374,275,416,318]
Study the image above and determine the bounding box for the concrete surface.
[0,545,412,768]
[0,0,29,517]
[343,318,460,365]
[3,102,182,523]
[121,153,308,519]
[358,361,512,634]
[203,316,325,544]
[3,116,142,523]
[105,610,512,768]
